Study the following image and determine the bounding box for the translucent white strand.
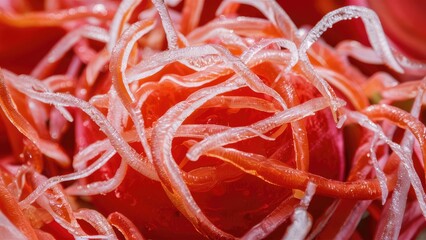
[368,134,388,204]
[132,83,157,163]
[89,93,110,109]
[13,73,73,122]
[201,96,279,113]
[187,17,275,41]
[39,203,90,238]
[75,209,118,240]
[17,89,158,207]
[306,200,340,240]
[129,44,291,111]
[176,124,230,138]
[113,20,156,102]
[393,51,426,76]
[345,110,426,217]
[22,149,116,204]
[178,55,223,72]
[375,166,410,240]
[241,196,298,240]
[73,139,111,170]
[66,159,127,196]
[188,28,248,50]
[49,26,109,63]
[31,173,87,238]
[316,66,369,110]
[157,48,293,89]
[298,52,340,119]
[337,40,383,64]
[157,70,226,88]
[107,89,128,130]
[43,75,75,92]
[73,128,151,171]
[32,25,109,77]
[248,49,293,67]
[49,108,69,141]
[375,84,425,239]
[151,79,244,238]
[216,0,298,40]
[298,6,406,119]
[85,49,110,86]
[151,0,179,50]
[240,38,298,73]
[212,44,288,109]
[27,98,49,136]
[127,45,223,83]
[0,71,70,166]
[282,182,316,240]
[187,97,343,161]
[300,6,402,73]
[334,200,372,239]
[0,211,27,239]
[107,0,142,52]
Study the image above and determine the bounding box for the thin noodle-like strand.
[187,97,342,161]
[180,0,204,35]
[282,182,316,240]
[17,89,158,207]
[151,0,179,50]
[32,25,109,78]
[108,212,146,240]
[75,209,118,240]
[216,0,298,40]
[241,196,299,240]
[111,21,157,164]
[67,157,128,196]
[0,70,70,166]
[375,83,425,239]
[0,4,112,27]
[152,79,243,239]
[205,146,393,199]
[107,0,142,52]
[316,67,369,110]
[346,109,426,217]
[275,73,310,171]
[0,176,38,240]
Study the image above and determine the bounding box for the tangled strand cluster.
[0,0,425,239]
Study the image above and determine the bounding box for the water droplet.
[114,189,122,199]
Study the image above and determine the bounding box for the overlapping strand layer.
[0,0,425,239]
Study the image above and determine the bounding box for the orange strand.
[108,212,145,240]
[0,5,113,27]
[275,74,310,171]
[206,147,397,200]
[0,175,38,240]
[362,104,426,181]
